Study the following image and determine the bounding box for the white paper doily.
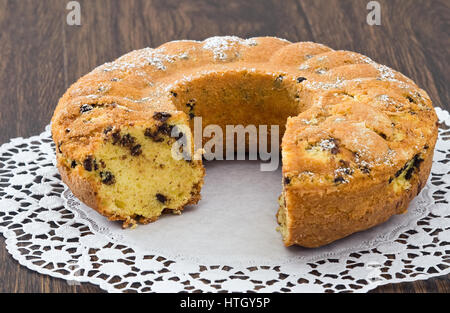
[0,107,449,293]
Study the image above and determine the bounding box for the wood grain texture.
[0,0,448,293]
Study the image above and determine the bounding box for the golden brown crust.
[51,36,438,246]
[280,143,435,247]
[57,160,100,215]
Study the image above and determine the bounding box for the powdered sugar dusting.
[304,77,345,90]
[203,36,257,61]
[299,64,310,70]
[361,56,397,82]
[97,47,190,73]
[319,138,337,151]
[300,118,318,125]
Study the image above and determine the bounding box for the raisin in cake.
[51,36,438,247]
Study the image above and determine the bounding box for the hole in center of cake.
[169,69,302,156]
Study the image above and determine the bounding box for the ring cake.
[51,36,438,247]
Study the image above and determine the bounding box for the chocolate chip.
[158,123,174,136]
[186,99,196,109]
[83,156,93,172]
[424,145,429,150]
[394,154,423,180]
[144,128,164,142]
[156,193,167,203]
[395,162,409,178]
[342,167,353,175]
[144,128,153,137]
[65,128,71,133]
[334,176,346,184]
[174,130,184,141]
[170,91,177,97]
[145,124,175,141]
[405,155,423,180]
[93,160,99,171]
[284,177,291,185]
[389,177,393,184]
[144,128,154,137]
[112,131,121,145]
[406,96,416,103]
[100,171,115,185]
[413,155,424,168]
[131,144,142,156]
[326,138,340,154]
[103,126,113,135]
[394,168,404,178]
[404,167,415,180]
[120,134,135,148]
[189,112,195,120]
[296,77,307,83]
[153,112,171,122]
[330,146,339,155]
[71,161,77,168]
[80,104,94,113]
[360,166,371,174]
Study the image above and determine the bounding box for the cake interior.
[90,123,203,224]
[169,70,301,152]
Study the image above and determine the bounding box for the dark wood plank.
[0,0,81,292]
[0,0,64,143]
[0,0,448,293]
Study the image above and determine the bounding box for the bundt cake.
[51,36,438,247]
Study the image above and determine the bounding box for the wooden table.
[0,0,448,293]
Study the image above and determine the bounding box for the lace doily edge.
[2,232,449,293]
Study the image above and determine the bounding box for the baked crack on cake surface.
[51,36,438,247]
